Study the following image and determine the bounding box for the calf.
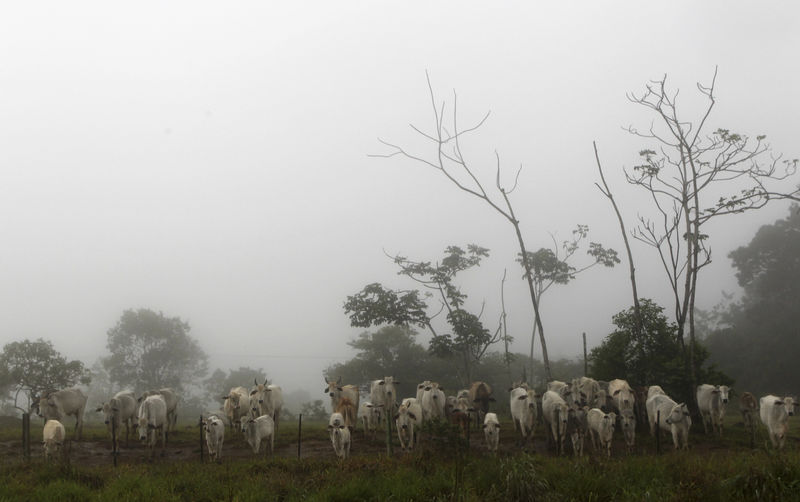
[759,395,797,450]
[42,419,66,461]
[739,391,758,435]
[587,408,616,457]
[619,408,636,452]
[696,384,730,436]
[328,412,351,459]
[566,406,588,456]
[542,390,570,455]
[509,386,537,444]
[469,381,495,425]
[243,414,275,457]
[483,412,500,452]
[137,394,167,458]
[202,415,225,462]
[647,394,691,450]
[395,398,422,451]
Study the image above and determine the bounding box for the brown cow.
[469,381,495,426]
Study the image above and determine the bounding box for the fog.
[1,2,798,396]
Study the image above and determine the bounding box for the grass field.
[2,414,800,501]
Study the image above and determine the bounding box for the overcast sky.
[1,2,798,396]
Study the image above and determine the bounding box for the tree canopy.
[705,205,800,394]
[0,338,90,412]
[104,308,208,393]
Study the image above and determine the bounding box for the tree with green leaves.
[614,69,799,399]
[344,245,502,385]
[203,366,266,408]
[517,224,619,382]
[590,299,730,404]
[104,308,208,393]
[0,338,90,412]
[705,205,800,394]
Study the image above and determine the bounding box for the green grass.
[3,415,800,501]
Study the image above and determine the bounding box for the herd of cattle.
[27,375,800,462]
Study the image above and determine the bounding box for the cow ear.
[327,425,333,429]
[323,388,329,394]
[393,414,400,420]
[379,381,385,386]
[95,406,103,412]
[249,390,257,396]
[613,390,621,396]
[337,387,343,392]
[394,382,401,385]
[408,412,416,420]
[517,395,527,401]
[439,387,445,392]
[254,378,258,386]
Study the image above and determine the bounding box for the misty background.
[1,2,798,404]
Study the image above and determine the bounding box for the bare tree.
[372,72,554,380]
[621,68,799,396]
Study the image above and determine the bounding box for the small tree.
[0,338,90,413]
[105,308,208,392]
[344,245,502,384]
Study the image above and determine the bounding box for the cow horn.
[254,378,258,386]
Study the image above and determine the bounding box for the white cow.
[421,382,446,422]
[572,377,601,407]
[759,395,798,450]
[243,414,275,457]
[222,386,251,434]
[139,388,179,434]
[483,412,500,452]
[509,386,537,443]
[696,384,730,436]
[137,394,167,458]
[33,388,88,440]
[587,408,616,457]
[395,398,423,451]
[324,377,360,425]
[249,379,284,434]
[370,377,400,428]
[646,385,666,401]
[619,408,636,451]
[646,394,691,450]
[359,401,381,434]
[542,390,570,454]
[328,412,351,459]
[202,414,225,462]
[416,381,432,403]
[96,390,137,449]
[42,419,66,461]
[608,379,635,414]
[547,381,575,406]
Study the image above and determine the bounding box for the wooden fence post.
[22,412,30,460]
[386,408,393,456]
[112,414,118,467]
[297,414,302,459]
[199,415,204,463]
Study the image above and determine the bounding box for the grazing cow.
[370,377,400,428]
[395,398,423,451]
[249,380,284,434]
[566,406,588,456]
[587,408,616,457]
[324,377,360,425]
[469,381,495,425]
[619,408,636,452]
[334,396,358,429]
[509,386,537,444]
[542,390,570,454]
[222,387,251,433]
[759,395,798,450]
[739,391,758,435]
[32,388,88,440]
[483,413,500,452]
[202,415,225,463]
[95,390,137,449]
[328,412,351,459]
[696,384,731,436]
[42,419,65,461]
[608,379,635,414]
[137,394,167,458]
[421,382,446,422]
[647,394,691,450]
[243,414,275,457]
